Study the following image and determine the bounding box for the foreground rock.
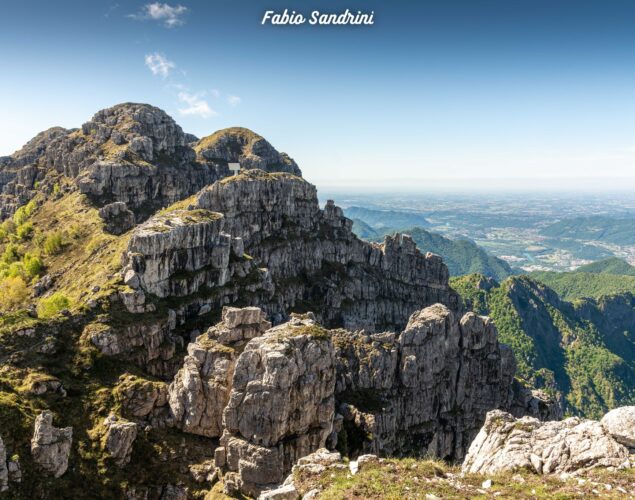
[462,409,634,475]
[601,406,635,450]
[30,411,73,478]
[217,315,336,497]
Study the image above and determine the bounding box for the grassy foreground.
[298,458,633,499]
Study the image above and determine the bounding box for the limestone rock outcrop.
[113,374,170,425]
[601,406,635,449]
[462,409,633,475]
[333,304,515,460]
[193,127,302,177]
[124,169,458,332]
[216,315,336,497]
[507,376,564,421]
[30,411,73,478]
[168,307,271,437]
[98,201,136,235]
[123,209,235,298]
[102,414,138,467]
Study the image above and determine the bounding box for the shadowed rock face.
[0,103,301,221]
[462,409,635,475]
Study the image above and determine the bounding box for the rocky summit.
[0,103,631,499]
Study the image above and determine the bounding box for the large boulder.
[601,406,635,449]
[30,411,73,478]
[462,410,631,475]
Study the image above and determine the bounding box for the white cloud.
[210,89,220,98]
[178,92,217,118]
[227,95,241,106]
[129,2,188,28]
[145,53,175,78]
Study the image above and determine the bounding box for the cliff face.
[119,168,459,335]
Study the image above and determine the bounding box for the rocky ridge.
[0,103,301,223]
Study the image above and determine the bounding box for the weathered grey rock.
[506,372,563,421]
[333,304,514,460]
[462,410,631,475]
[99,201,135,235]
[257,484,300,500]
[86,316,178,379]
[123,209,232,298]
[194,127,302,177]
[30,411,72,478]
[103,414,138,467]
[218,316,336,497]
[168,306,271,437]
[7,459,20,484]
[0,435,7,492]
[601,406,635,449]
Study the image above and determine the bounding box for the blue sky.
[2,0,635,190]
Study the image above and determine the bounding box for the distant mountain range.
[542,216,635,245]
[453,273,635,418]
[347,209,513,281]
[344,206,431,229]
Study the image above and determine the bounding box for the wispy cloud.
[227,95,242,106]
[129,2,188,28]
[145,53,175,78]
[104,3,119,19]
[210,89,220,98]
[178,92,217,118]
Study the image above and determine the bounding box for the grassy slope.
[290,457,635,499]
[0,190,218,498]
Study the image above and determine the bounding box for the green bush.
[1,243,21,265]
[37,293,70,318]
[0,276,29,312]
[23,253,43,279]
[16,222,34,241]
[43,231,64,255]
[12,200,37,226]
